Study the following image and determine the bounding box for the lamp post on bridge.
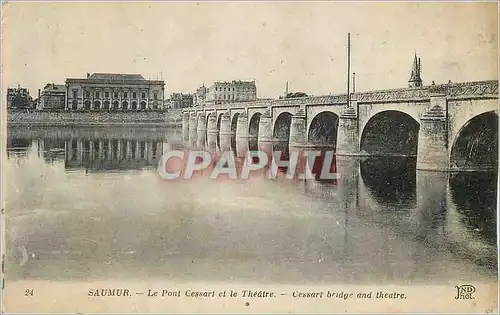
[346,32,351,109]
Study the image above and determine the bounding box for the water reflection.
[360,156,416,207]
[65,138,163,171]
[5,127,498,284]
[449,172,497,246]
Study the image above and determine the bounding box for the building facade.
[206,80,257,105]
[193,85,208,107]
[39,83,66,110]
[7,86,33,109]
[170,93,193,109]
[65,73,165,111]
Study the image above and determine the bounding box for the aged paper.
[1,1,498,313]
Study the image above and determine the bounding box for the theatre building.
[65,73,165,111]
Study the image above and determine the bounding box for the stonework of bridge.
[182,80,498,171]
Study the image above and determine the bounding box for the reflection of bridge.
[183,81,498,171]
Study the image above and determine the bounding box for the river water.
[4,126,497,284]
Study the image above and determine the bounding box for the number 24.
[24,289,34,296]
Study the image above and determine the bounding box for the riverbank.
[6,109,183,127]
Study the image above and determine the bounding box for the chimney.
[38,89,41,99]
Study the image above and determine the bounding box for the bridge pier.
[236,112,249,138]
[236,137,249,158]
[289,110,307,147]
[188,112,198,145]
[220,134,231,151]
[336,106,359,156]
[182,112,189,143]
[220,112,232,136]
[207,114,218,135]
[196,113,206,133]
[417,95,449,171]
[207,132,218,153]
[258,112,273,143]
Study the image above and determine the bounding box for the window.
[73,89,78,98]
[85,91,90,98]
[153,93,158,100]
[95,91,100,98]
[114,92,118,98]
[215,87,218,91]
[124,92,128,98]
[141,92,146,99]
[133,92,137,99]
[105,92,109,98]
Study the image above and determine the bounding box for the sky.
[2,1,498,99]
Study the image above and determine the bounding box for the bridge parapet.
[182,80,498,113]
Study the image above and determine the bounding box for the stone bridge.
[182,80,498,171]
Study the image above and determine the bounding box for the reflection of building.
[206,80,257,105]
[65,73,165,111]
[65,138,163,171]
[7,85,34,109]
[39,83,66,110]
[193,85,208,107]
[36,138,66,163]
[169,93,193,109]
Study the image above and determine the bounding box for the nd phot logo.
[454,284,476,300]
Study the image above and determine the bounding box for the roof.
[43,83,65,91]
[212,80,256,86]
[88,73,145,81]
[409,53,422,83]
[286,92,308,98]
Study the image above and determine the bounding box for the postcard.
[1,1,498,313]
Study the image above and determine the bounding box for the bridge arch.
[249,112,262,138]
[449,111,498,170]
[360,110,420,156]
[217,113,224,131]
[273,112,292,142]
[307,111,339,148]
[231,113,240,134]
[206,112,215,129]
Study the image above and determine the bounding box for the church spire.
[408,52,423,87]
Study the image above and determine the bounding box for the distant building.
[193,85,208,107]
[280,92,308,99]
[7,85,33,109]
[65,73,165,110]
[164,99,172,109]
[408,53,423,88]
[170,93,193,109]
[39,83,66,110]
[206,80,257,105]
[278,82,308,99]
